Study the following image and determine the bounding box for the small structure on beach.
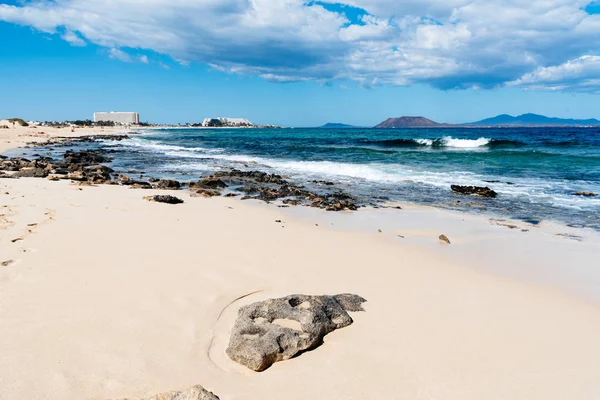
[94,111,140,125]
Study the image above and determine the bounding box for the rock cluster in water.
[226,293,366,372]
[574,191,597,197]
[1,136,361,211]
[189,169,359,211]
[451,185,498,198]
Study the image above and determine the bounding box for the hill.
[374,116,443,128]
[470,113,600,126]
[319,123,361,128]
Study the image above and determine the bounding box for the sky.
[1,0,600,126]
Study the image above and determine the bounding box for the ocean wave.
[119,138,225,155]
[368,137,522,149]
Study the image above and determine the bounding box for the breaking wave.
[368,137,522,148]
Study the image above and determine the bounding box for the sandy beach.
[0,120,129,153]
[2,129,600,400]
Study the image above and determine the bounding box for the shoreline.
[2,128,600,399]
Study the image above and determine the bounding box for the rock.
[196,177,227,189]
[439,234,451,244]
[130,182,152,189]
[311,180,335,186]
[574,191,597,197]
[224,193,238,197]
[144,195,184,204]
[226,293,366,371]
[47,174,63,181]
[13,167,48,178]
[213,169,286,185]
[157,179,181,190]
[148,177,160,183]
[63,149,111,166]
[190,189,221,198]
[114,384,220,400]
[451,185,497,198]
[67,171,88,181]
[119,175,134,185]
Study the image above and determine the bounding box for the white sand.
[0,120,128,153]
[1,175,600,400]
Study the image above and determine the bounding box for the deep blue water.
[29,127,600,229]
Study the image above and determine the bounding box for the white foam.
[120,138,224,155]
[415,139,434,146]
[440,137,491,148]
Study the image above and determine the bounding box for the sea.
[29,127,600,230]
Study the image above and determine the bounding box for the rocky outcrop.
[114,384,219,400]
[190,189,221,198]
[13,167,48,178]
[213,169,286,185]
[226,293,366,372]
[574,191,597,197]
[144,195,184,204]
[157,179,181,190]
[451,185,498,198]
[194,177,227,189]
[63,149,111,166]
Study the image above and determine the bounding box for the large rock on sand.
[116,384,219,400]
[226,293,366,372]
[144,195,184,204]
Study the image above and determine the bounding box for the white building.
[201,117,253,127]
[94,112,140,125]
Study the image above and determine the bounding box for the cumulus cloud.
[140,55,149,64]
[1,0,600,91]
[508,55,600,93]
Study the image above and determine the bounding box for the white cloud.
[108,48,132,62]
[508,55,600,93]
[140,55,149,64]
[61,30,86,47]
[1,0,600,91]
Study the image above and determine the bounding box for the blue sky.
[1,0,600,126]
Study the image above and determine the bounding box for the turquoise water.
[86,127,600,229]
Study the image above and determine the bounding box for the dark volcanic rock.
[451,185,498,198]
[196,177,227,189]
[190,189,221,198]
[67,171,88,181]
[226,293,366,372]
[130,182,152,189]
[144,195,184,204]
[311,180,335,186]
[157,179,181,190]
[13,167,48,178]
[213,169,287,185]
[115,384,220,400]
[63,149,110,166]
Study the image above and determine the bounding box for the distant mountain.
[470,113,600,126]
[374,116,444,128]
[319,123,360,128]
